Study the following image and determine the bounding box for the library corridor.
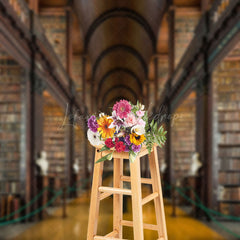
[0,0,239,239]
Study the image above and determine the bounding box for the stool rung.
[94,236,127,240]
[121,176,152,185]
[142,192,159,205]
[99,186,132,195]
[99,192,112,201]
[105,230,118,237]
[121,220,158,231]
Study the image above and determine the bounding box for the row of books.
[216,61,240,71]
[0,57,22,195]
[0,181,20,194]
[218,122,240,131]
[218,172,240,185]
[43,95,66,180]
[219,147,240,157]
[0,194,21,221]
[218,111,240,121]
[220,158,240,170]
[175,13,201,66]
[219,133,240,144]
[219,203,240,216]
[172,93,196,180]
[40,15,67,69]
[214,47,240,214]
[219,188,240,201]
[0,103,21,112]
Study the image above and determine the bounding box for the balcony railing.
[33,13,70,88]
[2,0,82,109]
[7,0,30,29]
[167,0,237,95]
[171,14,206,88]
[208,0,236,40]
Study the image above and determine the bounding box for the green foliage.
[154,125,167,148]
[99,146,110,152]
[131,100,140,114]
[95,152,113,164]
[129,150,138,163]
[142,111,148,125]
[145,119,167,154]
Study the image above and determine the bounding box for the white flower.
[131,125,145,135]
[108,110,124,132]
[87,129,103,146]
[139,104,145,111]
[99,112,105,117]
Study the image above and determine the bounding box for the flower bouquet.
[87,99,167,163]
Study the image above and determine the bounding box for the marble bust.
[36,151,49,176]
[160,161,167,173]
[188,152,202,176]
[73,158,80,174]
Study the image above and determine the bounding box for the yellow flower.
[97,116,115,139]
[130,133,146,145]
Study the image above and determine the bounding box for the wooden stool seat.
[87,145,168,240]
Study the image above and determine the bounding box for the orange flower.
[97,116,115,139]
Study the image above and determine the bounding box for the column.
[165,3,175,189]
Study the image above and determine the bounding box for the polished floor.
[9,184,227,240]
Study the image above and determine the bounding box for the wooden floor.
[12,184,225,240]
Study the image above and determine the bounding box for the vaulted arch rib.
[85,7,156,52]
[101,85,138,107]
[97,67,142,93]
[92,45,148,81]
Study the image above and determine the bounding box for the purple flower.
[88,115,99,133]
[125,135,131,146]
[124,145,130,152]
[132,144,141,153]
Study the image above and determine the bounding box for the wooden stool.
[87,145,168,240]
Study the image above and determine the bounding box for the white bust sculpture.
[73,158,80,174]
[217,185,225,200]
[188,152,202,176]
[160,161,167,173]
[36,151,49,176]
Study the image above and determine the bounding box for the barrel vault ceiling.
[38,0,205,111]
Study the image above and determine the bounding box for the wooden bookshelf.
[43,94,67,182]
[0,49,22,195]
[213,47,240,216]
[171,92,196,181]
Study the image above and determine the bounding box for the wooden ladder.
[87,145,168,240]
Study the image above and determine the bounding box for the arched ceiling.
[74,0,167,111]
[37,0,206,112]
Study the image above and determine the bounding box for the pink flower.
[125,113,137,127]
[136,110,145,117]
[137,119,146,127]
[113,100,132,119]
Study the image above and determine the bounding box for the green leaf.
[106,152,113,160]
[99,146,110,152]
[150,120,154,128]
[95,152,113,164]
[129,151,137,163]
[153,122,158,132]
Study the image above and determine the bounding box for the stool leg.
[149,147,168,240]
[130,157,144,240]
[87,150,104,240]
[113,158,123,238]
